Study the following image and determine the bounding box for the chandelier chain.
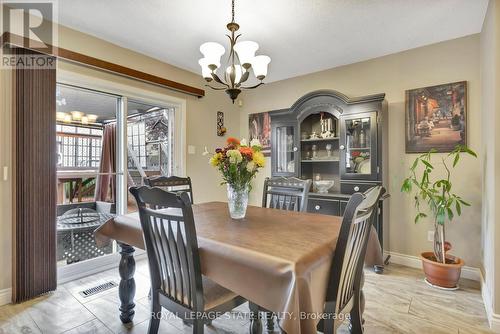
[231,0,235,23]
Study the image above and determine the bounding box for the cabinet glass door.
[344,116,372,175]
[275,125,297,175]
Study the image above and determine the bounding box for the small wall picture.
[216,111,226,136]
[248,112,271,156]
[405,81,467,153]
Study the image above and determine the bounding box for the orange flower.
[227,137,240,146]
[239,146,254,158]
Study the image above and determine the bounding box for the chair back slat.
[130,186,203,310]
[144,176,194,204]
[176,224,192,307]
[262,177,312,212]
[325,186,385,314]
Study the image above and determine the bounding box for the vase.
[227,184,249,219]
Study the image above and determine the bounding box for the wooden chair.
[255,176,312,331]
[144,175,194,203]
[318,186,385,334]
[262,176,312,212]
[129,186,245,334]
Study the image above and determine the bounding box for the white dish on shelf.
[314,180,335,194]
[357,158,371,174]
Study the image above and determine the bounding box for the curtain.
[12,48,57,302]
[94,123,117,202]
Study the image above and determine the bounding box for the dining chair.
[255,176,312,331]
[262,176,312,212]
[144,175,194,203]
[129,186,245,334]
[318,186,385,334]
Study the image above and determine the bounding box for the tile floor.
[0,260,493,334]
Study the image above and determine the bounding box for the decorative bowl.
[314,180,334,194]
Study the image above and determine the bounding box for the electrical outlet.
[427,231,434,242]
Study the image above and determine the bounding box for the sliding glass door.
[126,100,175,212]
[55,83,179,280]
[55,84,121,267]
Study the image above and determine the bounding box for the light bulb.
[234,41,259,68]
[251,55,271,80]
[56,112,66,121]
[87,114,98,123]
[70,111,83,121]
[198,58,214,81]
[199,42,225,69]
[226,65,243,84]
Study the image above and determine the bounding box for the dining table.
[94,201,364,334]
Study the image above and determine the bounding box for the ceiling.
[56,85,167,121]
[57,0,489,83]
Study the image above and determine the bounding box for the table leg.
[265,311,274,332]
[249,302,262,334]
[118,243,136,324]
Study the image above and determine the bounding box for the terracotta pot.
[421,251,464,288]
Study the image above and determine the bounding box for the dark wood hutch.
[269,90,389,249]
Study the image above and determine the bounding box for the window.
[56,124,103,169]
[127,121,146,168]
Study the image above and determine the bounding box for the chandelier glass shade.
[198,0,271,103]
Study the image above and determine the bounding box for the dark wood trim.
[2,32,205,98]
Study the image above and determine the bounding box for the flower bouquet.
[209,137,265,219]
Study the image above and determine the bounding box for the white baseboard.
[480,271,500,332]
[383,251,481,281]
[0,288,12,306]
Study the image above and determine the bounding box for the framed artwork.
[248,112,271,156]
[405,81,467,153]
[216,111,226,136]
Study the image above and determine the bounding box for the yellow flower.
[252,151,265,167]
[210,153,222,166]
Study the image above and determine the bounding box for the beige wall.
[0,47,14,291]
[0,24,240,292]
[239,35,482,268]
[480,0,500,320]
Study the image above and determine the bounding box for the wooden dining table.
[94,201,361,334]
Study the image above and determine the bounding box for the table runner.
[95,201,342,334]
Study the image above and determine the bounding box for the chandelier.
[198,0,271,103]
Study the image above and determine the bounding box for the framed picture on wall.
[248,112,271,156]
[405,81,467,153]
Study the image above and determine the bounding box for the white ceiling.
[57,0,489,83]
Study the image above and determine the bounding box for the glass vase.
[227,184,249,219]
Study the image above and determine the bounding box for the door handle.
[340,145,345,150]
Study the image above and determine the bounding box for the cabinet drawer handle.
[354,186,360,192]
[293,147,298,152]
[315,205,321,210]
[340,145,345,150]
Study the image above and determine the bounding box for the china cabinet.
[269,90,389,251]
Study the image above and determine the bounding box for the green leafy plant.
[401,145,477,264]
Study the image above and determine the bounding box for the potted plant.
[208,137,265,219]
[401,145,477,288]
